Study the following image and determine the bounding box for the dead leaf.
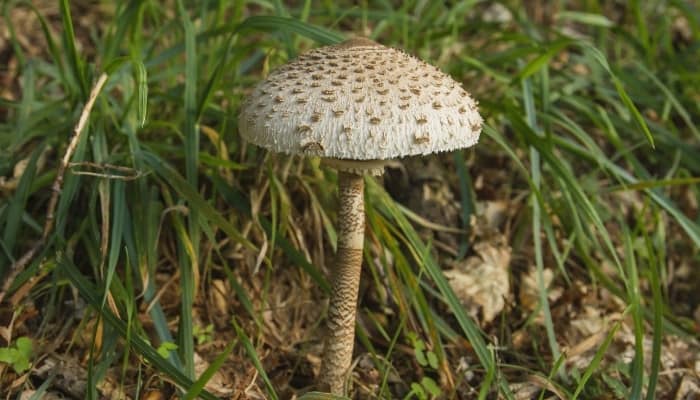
[211,279,229,316]
[510,382,540,400]
[140,391,166,400]
[19,391,64,400]
[0,146,50,192]
[480,200,509,231]
[482,3,512,24]
[194,352,234,396]
[569,305,604,338]
[675,375,700,400]
[444,239,511,323]
[519,266,554,312]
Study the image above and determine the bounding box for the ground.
[1,1,699,399]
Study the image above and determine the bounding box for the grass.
[1,0,699,398]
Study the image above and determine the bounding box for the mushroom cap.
[238,37,482,162]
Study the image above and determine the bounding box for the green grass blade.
[232,318,279,400]
[102,180,125,311]
[633,62,700,139]
[622,225,644,399]
[521,71,561,365]
[578,43,654,148]
[298,392,350,400]
[453,150,474,257]
[161,187,197,380]
[133,59,148,128]
[236,15,345,45]
[177,0,199,188]
[513,39,573,82]
[1,144,43,273]
[553,136,700,247]
[556,10,614,27]
[644,222,664,400]
[183,340,235,400]
[175,2,200,378]
[8,1,67,82]
[571,321,622,400]
[59,0,87,97]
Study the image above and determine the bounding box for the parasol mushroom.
[238,37,482,394]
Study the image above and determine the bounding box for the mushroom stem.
[320,171,365,394]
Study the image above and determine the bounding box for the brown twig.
[0,73,109,304]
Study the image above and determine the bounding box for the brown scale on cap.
[296,124,312,134]
[414,132,430,144]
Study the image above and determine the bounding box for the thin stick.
[0,73,109,304]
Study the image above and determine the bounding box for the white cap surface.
[238,38,482,161]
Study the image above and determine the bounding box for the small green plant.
[156,341,178,359]
[193,323,214,345]
[407,377,441,400]
[405,333,441,399]
[0,337,33,374]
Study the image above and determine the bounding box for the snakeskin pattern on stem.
[320,171,365,394]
